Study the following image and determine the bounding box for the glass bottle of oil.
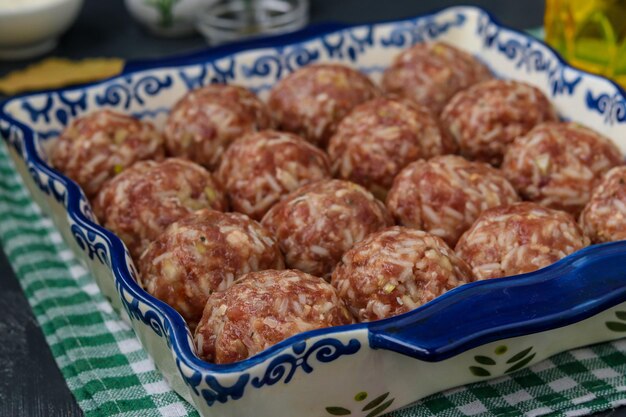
[545,0,626,87]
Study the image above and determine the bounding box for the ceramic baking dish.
[2,5,626,417]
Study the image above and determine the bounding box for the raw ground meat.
[268,64,380,147]
[327,97,456,199]
[261,179,393,279]
[51,109,164,199]
[138,209,284,328]
[164,83,272,170]
[382,41,492,114]
[455,202,589,279]
[502,121,623,216]
[580,166,626,243]
[93,158,227,260]
[217,130,331,220]
[441,79,558,166]
[332,226,474,322]
[386,155,520,246]
[194,269,354,363]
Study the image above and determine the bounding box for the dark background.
[0,1,622,416]
[0,0,546,76]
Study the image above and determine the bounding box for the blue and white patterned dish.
[2,6,626,417]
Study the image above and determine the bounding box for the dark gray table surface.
[0,1,623,416]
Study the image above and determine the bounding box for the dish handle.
[367,241,626,361]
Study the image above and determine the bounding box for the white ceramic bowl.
[0,0,83,60]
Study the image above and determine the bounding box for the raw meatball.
[381,42,492,114]
[580,166,626,243]
[441,80,558,166]
[261,180,393,279]
[217,130,331,220]
[194,269,354,363]
[455,202,589,279]
[164,84,272,170]
[268,64,380,147]
[51,110,164,199]
[502,122,622,216]
[327,98,456,199]
[93,158,227,259]
[386,155,520,246]
[138,209,284,328]
[332,227,474,322]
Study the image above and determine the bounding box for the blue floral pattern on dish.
[54,91,88,125]
[0,121,25,157]
[586,91,626,125]
[20,91,88,126]
[252,338,361,387]
[175,338,360,407]
[380,12,465,47]
[178,58,236,90]
[116,277,172,343]
[96,74,174,108]
[476,14,582,98]
[177,359,250,407]
[22,96,55,124]
[322,26,374,61]
[27,165,67,204]
[242,45,320,81]
[70,223,110,266]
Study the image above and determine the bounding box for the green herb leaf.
[362,393,389,411]
[469,366,491,377]
[365,399,395,417]
[495,345,508,355]
[354,392,368,402]
[606,321,626,332]
[326,406,351,415]
[474,355,496,365]
[505,353,536,374]
[506,347,533,364]
[615,311,626,321]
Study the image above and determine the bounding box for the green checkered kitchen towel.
[2,142,626,417]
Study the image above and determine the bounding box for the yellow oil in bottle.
[545,0,626,87]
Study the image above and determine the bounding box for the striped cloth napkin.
[2,141,626,417]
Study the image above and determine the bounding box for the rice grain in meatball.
[261,180,393,279]
[268,64,380,147]
[386,155,520,246]
[441,80,558,166]
[51,110,164,199]
[502,122,622,216]
[332,227,474,322]
[139,209,284,328]
[455,202,589,280]
[93,158,227,259]
[580,166,626,243]
[382,42,492,114]
[194,269,353,363]
[328,98,456,199]
[217,130,332,220]
[164,84,272,169]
